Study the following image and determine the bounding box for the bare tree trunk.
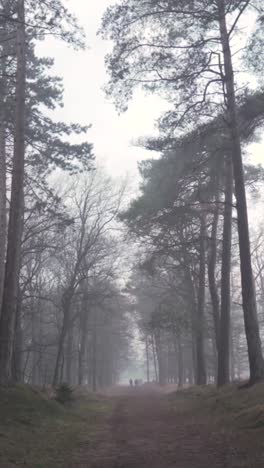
[145,335,150,383]
[12,296,23,383]
[78,290,89,385]
[0,42,7,315]
[53,288,74,386]
[174,331,184,388]
[196,215,207,385]
[31,294,39,386]
[230,311,235,382]
[218,0,264,384]
[218,155,233,386]
[151,334,158,382]
[59,352,64,384]
[92,311,97,392]
[0,0,26,385]
[155,330,166,385]
[207,179,220,351]
[53,321,67,387]
[66,327,73,385]
[184,259,198,384]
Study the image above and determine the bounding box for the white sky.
[37,0,170,179]
[37,0,264,180]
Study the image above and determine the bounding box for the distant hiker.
[129,379,133,386]
[134,379,138,386]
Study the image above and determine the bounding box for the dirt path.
[71,386,262,468]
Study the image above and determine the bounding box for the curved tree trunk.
[0,0,26,385]
[218,155,233,386]
[218,0,264,384]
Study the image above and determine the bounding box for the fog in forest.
[1,1,264,467]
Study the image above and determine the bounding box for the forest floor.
[72,384,264,468]
[1,384,264,467]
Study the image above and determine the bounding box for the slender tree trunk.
[207,178,220,351]
[151,334,158,382]
[184,265,198,383]
[53,321,67,387]
[53,288,74,386]
[155,330,166,385]
[174,331,184,388]
[92,311,97,392]
[218,155,233,386]
[145,335,150,383]
[31,292,39,386]
[230,311,235,381]
[0,0,26,385]
[0,43,7,315]
[196,214,207,385]
[218,0,264,384]
[78,290,89,385]
[66,327,73,385]
[59,352,64,384]
[12,296,23,383]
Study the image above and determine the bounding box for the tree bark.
[151,334,158,382]
[207,178,220,351]
[218,155,233,386]
[184,262,198,383]
[12,296,23,383]
[53,287,74,387]
[66,326,73,385]
[78,289,89,385]
[196,214,207,385]
[53,319,67,387]
[0,0,26,385]
[0,41,7,315]
[145,335,150,383]
[155,330,166,385]
[218,0,264,384]
[175,332,184,388]
[92,311,97,392]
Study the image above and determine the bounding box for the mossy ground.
[0,385,112,468]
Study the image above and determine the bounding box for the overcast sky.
[37,0,264,180]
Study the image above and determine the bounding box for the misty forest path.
[70,385,262,468]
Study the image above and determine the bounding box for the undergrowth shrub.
[55,383,74,405]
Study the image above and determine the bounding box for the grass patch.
[0,385,113,468]
[169,382,264,430]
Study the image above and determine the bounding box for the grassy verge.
[169,383,264,430]
[0,385,113,468]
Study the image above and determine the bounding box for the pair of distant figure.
[129,378,139,386]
